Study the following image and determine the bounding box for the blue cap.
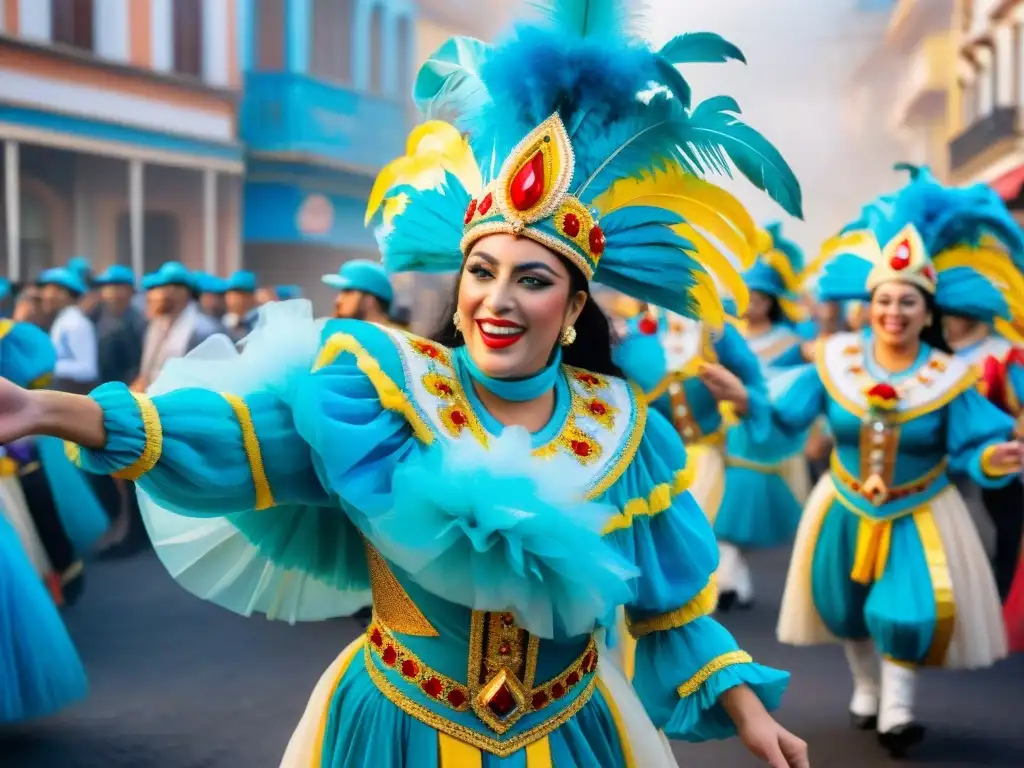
[38,267,87,295]
[0,319,56,387]
[321,260,393,304]
[226,270,257,293]
[94,264,136,287]
[141,261,195,291]
[275,285,303,300]
[0,277,10,301]
[66,256,91,278]
[194,272,228,294]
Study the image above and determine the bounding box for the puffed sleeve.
[946,386,1018,488]
[769,363,827,441]
[612,316,667,397]
[714,323,771,445]
[603,411,788,741]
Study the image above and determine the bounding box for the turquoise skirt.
[279,638,663,768]
[0,512,88,722]
[714,464,801,549]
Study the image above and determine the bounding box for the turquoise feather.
[413,36,491,119]
[529,0,641,38]
[659,32,746,64]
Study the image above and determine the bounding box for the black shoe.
[717,590,737,612]
[849,712,877,731]
[878,722,925,758]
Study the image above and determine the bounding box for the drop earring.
[559,326,577,346]
[453,311,462,333]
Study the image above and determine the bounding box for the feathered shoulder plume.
[367,0,802,325]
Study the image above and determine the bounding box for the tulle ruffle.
[370,428,639,639]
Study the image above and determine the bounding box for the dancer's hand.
[723,686,810,768]
[698,363,748,413]
[0,377,39,443]
[985,440,1024,475]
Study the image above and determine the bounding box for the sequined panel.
[364,542,439,637]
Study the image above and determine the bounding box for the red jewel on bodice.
[588,401,607,416]
[889,239,911,270]
[487,683,517,716]
[510,152,546,211]
[638,316,658,335]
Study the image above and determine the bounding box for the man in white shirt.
[37,267,98,394]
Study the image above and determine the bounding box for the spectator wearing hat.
[37,268,98,394]
[194,272,228,320]
[65,256,102,323]
[11,285,41,325]
[322,260,393,325]
[93,265,146,386]
[223,270,259,342]
[275,284,303,301]
[134,262,223,392]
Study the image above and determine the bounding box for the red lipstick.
[475,317,525,349]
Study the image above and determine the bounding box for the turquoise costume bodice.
[614,315,770,447]
[746,324,804,371]
[68,310,787,759]
[772,332,1017,521]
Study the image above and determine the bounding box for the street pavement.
[3,546,1023,768]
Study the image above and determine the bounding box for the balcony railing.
[240,72,407,173]
[949,106,1019,172]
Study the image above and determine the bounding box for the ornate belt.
[831,452,947,507]
[364,614,599,756]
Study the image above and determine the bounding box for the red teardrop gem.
[370,628,383,647]
[551,683,566,699]
[510,152,546,211]
[589,225,606,256]
[531,690,549,709]
[889,239,911,270]
[450,410,467,426]
[571,440,592,457]
[401,659,419,678]
[382,646,397,666]
[566,671,580,686]
[478,192,493,216]
[464,199,477,225]
[562,213,580,238]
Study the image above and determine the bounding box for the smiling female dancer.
[775,172,1020,758]
[0,2,812,765]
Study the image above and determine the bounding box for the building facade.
[0,0,244,283]
[949,0,1024,218]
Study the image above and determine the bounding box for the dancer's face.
[870,282,930,349]
[745,290,773,324]
[458,234,586,380]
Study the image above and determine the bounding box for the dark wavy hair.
[431,253,623,377]
[751,290,784,325]
[869,284,951,354]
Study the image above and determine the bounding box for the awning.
[989,165,1024,201]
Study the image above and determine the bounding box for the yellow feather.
[596,168,756,244]
[934,247,1024,314]
[752,228,773,255]
[690,271,725,329]
[381,194,410,226]
[365,122,483,225]
[762,249,802,294]
[672,223,750,316]
[995,317,1024,345]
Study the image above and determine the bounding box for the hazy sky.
[641,0,906,258]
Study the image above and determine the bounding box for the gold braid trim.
[676,651,753,698]
[625,577,718,638]
[313,331,435,445]
[364,642,597,758]
[112,393,163,481]
[602,467,691,535]
[221,393,275,511]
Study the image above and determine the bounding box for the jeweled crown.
[865,224,936,294]
[460,114,604,279]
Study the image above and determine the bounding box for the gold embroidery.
[364,543,439,637]
[676,651,753,697]
[367,621,470,710]
[626,577,718,638]
[64,441,81,466]
[112,393,163,481]
[830,452,948,509]
[221,393,274,511]
[313,332,435,445]
[365,644,596,758]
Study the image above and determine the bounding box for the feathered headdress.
[742,221,807,322]
[365,0,801,327]
[817,164,1024,341]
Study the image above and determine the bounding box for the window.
[51,0,94,52]
[368,4,384,94]
[173,0,203,78]
[310,0,353,83]
[116,212,181,274]
[257,0,287,71]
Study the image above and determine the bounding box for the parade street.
[3,547,1023,768]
